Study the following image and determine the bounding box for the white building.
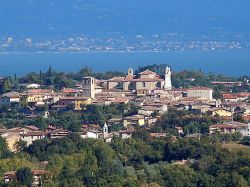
[237,123,250,137]
[20,131,46,146]
[187,87,213,100]
[0,92,20,106]
[164,66,172,90]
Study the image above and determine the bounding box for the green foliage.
[240,137,250,146]
[0,137,12,159]
[16,167,33,186]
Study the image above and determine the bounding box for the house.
[211,81,243,87]
[212,109,233,117]
[222,93,239,103]
[0,92,20,106]
[20,89,55,107]
[189,104,211,113]
[58,97,92,110]
[210,122,250,136]
[48,129,70,139]
[186,87,213,100]
[62,88,79,97]
[123,115,145,127]
[80,130,99,139]
[20,131,47,146]
[244,105,250,115]
[19,83,41,89]
[108,68,165,91]
[139,103,168,116]
[149,133,167,138]
[108,118,123,126]
[119,128,135,139]
[4,169,48,186]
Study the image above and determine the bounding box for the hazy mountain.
[1,0,250,39]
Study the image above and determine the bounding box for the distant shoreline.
[0,49,249,55]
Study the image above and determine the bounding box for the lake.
[0,51,249,77]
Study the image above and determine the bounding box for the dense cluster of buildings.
[1,66,250,152]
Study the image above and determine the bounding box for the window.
[143,82,146,87]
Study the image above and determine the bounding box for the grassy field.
[221,143,250,155]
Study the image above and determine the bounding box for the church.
[107,66,172,92]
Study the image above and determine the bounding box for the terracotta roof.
[20,131,47,136]
[124,75,134,81]
[26,125,40,131]
[32,170,48,175]
[222,94,238,99]
[139,69,156,75]
[111,97,129,103]
[119,128,135,134]
[149,133,166,137]
[2,92,20,98]
[243,115,250,121]
[131,78,164,82]
[27,89,54,94]
[237,92,250,97]
[4,171,16,179]
[210,123,248,129]
[60,97,89,100]
[108,76,125,81]
[62,88,78,93]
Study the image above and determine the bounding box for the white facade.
[20,132,46,146]
[164,66,172,90]
[26,84,41,89]
[103,123,108,139]
[237,123,250,137]
[187,88,213,100]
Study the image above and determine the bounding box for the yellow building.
[20,89,55,107]
[123,115,145,127]
[58,97,92,110]
[212,109,232,117]
[74,98,92,110]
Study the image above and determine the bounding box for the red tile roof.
[62,88,78,93]
[139,69,156,75]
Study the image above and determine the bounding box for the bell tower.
[128,68,134,76]
[103,123,108,138]
[164,66,172,90]
[82,77,95,99]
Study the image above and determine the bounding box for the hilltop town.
[0,65,250,186]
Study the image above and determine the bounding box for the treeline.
[0,132,250,186]
[2,66,125,91]
[0,103,139,131]
[2,64,250,94]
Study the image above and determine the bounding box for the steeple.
[164,66,172,90]
[128,68,134,76]
[103,123,108,138]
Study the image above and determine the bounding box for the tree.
[0,136,11,158]
[16,167,33,186]
[162,165,198,187]
[14,140,27,151]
